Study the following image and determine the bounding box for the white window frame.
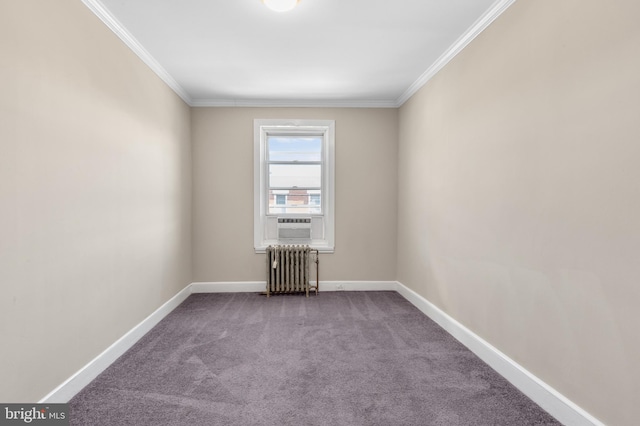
[254,119,335,253]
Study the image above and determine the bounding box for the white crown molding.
[79,0,397,109]
[189,98,398,108]
[81,0,192,105]
[82,0,516,109]
[395,0,517,107]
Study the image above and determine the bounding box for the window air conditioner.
[277,218,312,242]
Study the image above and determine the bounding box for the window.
[275,194,287,205]
[309,193,321,209]
[268,134,321,214]
[254,119,335,252]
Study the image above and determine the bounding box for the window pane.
[269,164,321,188]
[268,136,322,162]
[268,190,321,214]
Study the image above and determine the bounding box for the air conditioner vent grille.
[277,217,312,241]
[278,218,311,224]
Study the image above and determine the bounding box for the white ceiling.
[83,0,514,107]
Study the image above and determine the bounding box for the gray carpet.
[69,292,561,425]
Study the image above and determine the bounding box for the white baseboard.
[39,284,193,403]
[190,281,264,293]
[189,281,397,293]
[395,281,604,426]
[315,281,397,292]
[39,280,392,402]
[39,279,603,426]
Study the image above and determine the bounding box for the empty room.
[1,0,638,425]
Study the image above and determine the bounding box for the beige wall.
[397,0,640,424]
[0,0,192,402]
[2,0,637,422]
[192,107,398,282]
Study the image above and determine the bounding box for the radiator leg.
[308,249,319,296]
[266,246,271,297]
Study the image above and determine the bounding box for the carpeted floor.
[69,292,561,425]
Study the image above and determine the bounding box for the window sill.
[254,245,334,254]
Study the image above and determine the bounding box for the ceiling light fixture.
[262,0,299,13]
